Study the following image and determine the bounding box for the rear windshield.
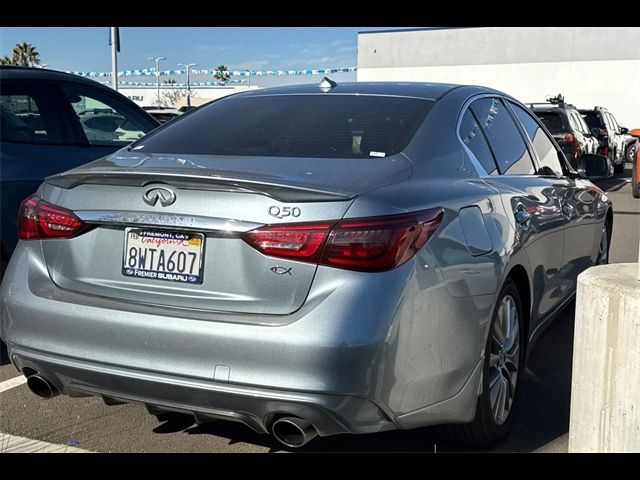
[135,94,434,158]
[581,111,604,129]
[534,112,566,133]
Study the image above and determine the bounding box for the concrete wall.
[357,27,640,127]
[116,85,261,108]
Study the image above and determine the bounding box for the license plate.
[122,228,204,284]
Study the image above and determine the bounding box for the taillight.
[241,222,333,261]
[241,208,444,272]
[554,133,575,144]
[601,146,609,156]
[17,195,87,240]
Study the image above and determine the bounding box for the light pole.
[148,56,166,106]
[178,63,197,107]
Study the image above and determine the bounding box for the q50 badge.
[268,206,301,219]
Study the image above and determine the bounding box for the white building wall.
[357,27,640,127]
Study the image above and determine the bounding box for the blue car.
[0,66,159,272]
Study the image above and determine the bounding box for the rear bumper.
[9,344,394,436]
[1,241,487,436]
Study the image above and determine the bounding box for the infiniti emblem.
[143,187,176,207]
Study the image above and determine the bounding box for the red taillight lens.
[17,195,87,240]
[241,208,443,272]
[241,223,333,261]
[554,133,575,144]
[324,209,443,271]
[601,146,609,156]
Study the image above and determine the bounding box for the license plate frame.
[122,228,205,284]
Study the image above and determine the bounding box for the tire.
[632,156,639,199]
[613,161,625,175]
[626,143,636,164]
[440,278,525,447]
[596,218,611,265]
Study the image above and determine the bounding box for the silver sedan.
[0,81,612,448]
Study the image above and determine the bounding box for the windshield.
[135,94,434,159]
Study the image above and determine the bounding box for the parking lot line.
[0,376,26,394]
[0,432,90,453]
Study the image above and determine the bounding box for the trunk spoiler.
[45,170,354,203]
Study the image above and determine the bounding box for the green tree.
[1,42,41,66]
[214,64,230,84]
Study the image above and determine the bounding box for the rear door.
[0,81,87,257]
[509,101,599,290]
[468,97,568,325]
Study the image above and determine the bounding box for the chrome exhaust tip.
[272,416,318,448]
[26,374,59,399]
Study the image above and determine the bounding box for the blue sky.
[0,27,409,85]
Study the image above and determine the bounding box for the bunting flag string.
[66,66,357,78]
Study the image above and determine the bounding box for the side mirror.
[620,126,629,135]
[577,154,610,180]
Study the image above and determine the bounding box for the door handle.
[515,209,531,229]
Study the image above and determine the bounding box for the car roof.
[237,81,476,101]
[0,65,112,88]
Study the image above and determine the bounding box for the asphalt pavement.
[1,165,638,453]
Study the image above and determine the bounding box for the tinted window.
[571,112,588,134]
[534,111,565,133]
[63,85,157,145]
[0,88,62,144]
[581,111,603,129]
[510,103,564,177]
[471,98,535,175]
[459,109,498,175]
[137,95,434,158]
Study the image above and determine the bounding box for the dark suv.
[1,66,160,270]
[579,106,635,174]
[529,95,599,170]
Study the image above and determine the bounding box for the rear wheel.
[596,220,611,265]
[626,143,636,164]
[440,278,524,447]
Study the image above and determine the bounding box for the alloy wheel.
[488,295,520,426]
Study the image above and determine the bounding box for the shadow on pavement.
[594,165,631,193]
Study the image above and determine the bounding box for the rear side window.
[582,111,604,130]
[459,109,498,175]
[510,102,564,177]
[471,98,536,175]
[62,85,157,146]
[534,111,565,134]
[0,87,63,144]
[137,94,434,158]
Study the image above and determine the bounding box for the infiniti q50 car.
[0,81,612,448]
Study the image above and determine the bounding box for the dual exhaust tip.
[25,372,318,448]
[271,416,318,448]
[25,373,59,400]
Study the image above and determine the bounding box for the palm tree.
[10,42,40,67]
[214,65,229,84]
[0,55,13,65]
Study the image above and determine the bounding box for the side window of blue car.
[0,84,63,144]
